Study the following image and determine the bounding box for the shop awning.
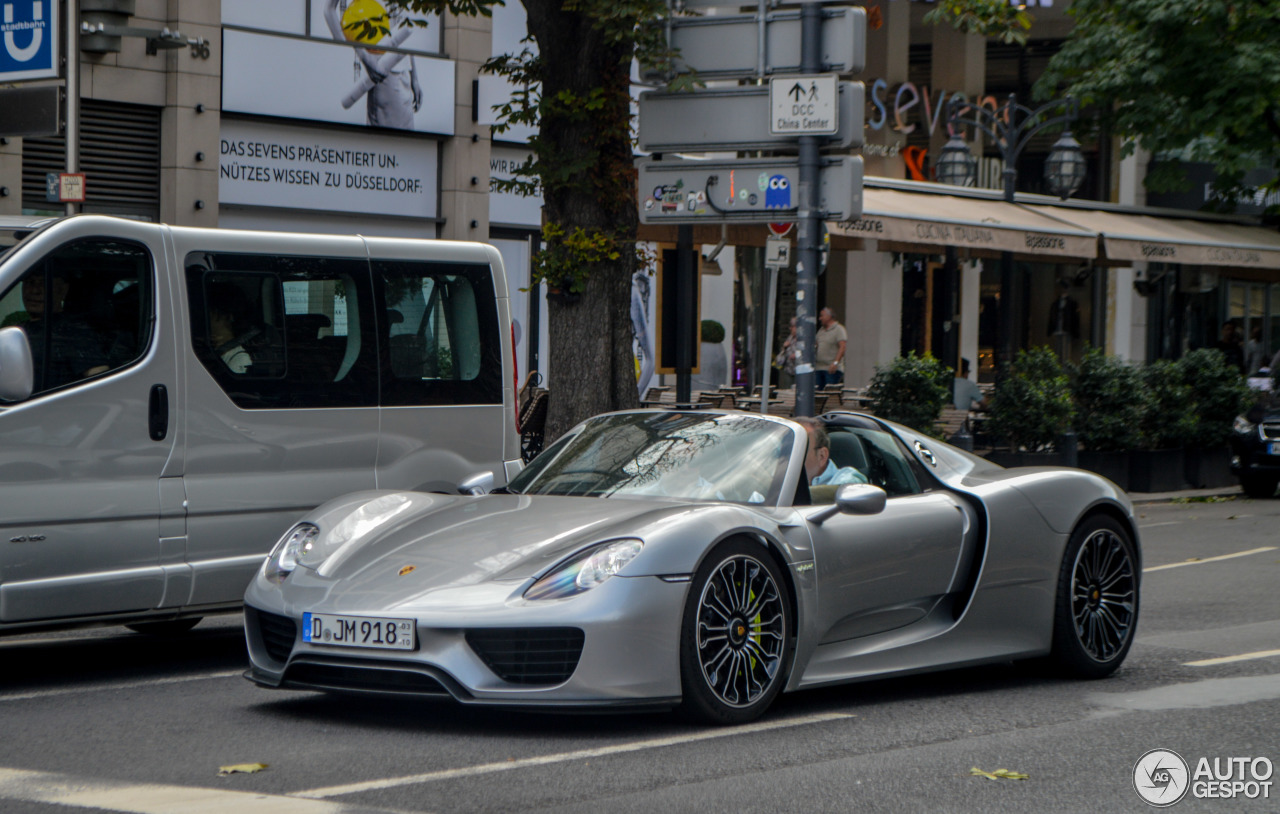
[828,187,1098,260]
[1022,205,1280,269]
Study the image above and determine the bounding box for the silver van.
[0,215,520,634]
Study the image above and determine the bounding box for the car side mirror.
[808,483,887,525]
[0,326,34,403]
[458,471,494,496]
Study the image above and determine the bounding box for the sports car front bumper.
[244,573,690,708]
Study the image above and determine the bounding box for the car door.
[807,422,969,643]
[0,220,176,623]
[175,234,381,608]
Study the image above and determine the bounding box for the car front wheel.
[679,540,792,725]
[1049,516,1138,678]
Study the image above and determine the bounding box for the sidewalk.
[1127,484,1243,505]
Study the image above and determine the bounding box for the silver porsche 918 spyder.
[243,409,1140,724]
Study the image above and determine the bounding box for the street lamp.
[935,134,978,188]
[939,93,1085,465]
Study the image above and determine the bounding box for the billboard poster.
[222,28,455,135]
[0,0,58,82]
[219,119,439,218]
[489,145,541,228]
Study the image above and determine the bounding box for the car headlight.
[263,522,320,585]
[1233,415,1257,435]
[524,539,643,600]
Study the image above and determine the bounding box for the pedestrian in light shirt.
[814,307,847,388]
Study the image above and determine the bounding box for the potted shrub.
[1178,348,1251,488]
[1129,359,1195,493]
[1070,348,1141,489]
[866,352,952,434]
[986,347,1076,467]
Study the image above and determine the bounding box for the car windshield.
[507,411,795,505]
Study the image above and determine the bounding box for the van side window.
[374,260,502,406]
[0,238,153,395]
[186,254,376,408]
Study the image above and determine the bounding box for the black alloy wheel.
[1050,515,1138,678]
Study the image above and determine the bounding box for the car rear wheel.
[1239,474,1278,499]
[1049,516,1138,678]
[679,540,792,725]
[125,617,202,636]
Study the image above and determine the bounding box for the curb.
[1128,486,1243,505]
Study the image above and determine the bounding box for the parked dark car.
[1230,403,1280,498]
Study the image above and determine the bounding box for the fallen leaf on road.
[970,767,1028,781]
[219,763,268,776]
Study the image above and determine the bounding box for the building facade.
[2,0,1278,395]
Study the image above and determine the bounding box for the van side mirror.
[808,483,887,525]
[458,471,494,496]
[0,326,34,402]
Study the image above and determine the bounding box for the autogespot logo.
[1133,749,1275,806]
[1133,749,1190,807]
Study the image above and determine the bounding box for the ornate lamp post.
[940,93,1086,465]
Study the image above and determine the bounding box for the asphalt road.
[1,496,1278,813]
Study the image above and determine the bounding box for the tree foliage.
[923,0,1033,45]
[1035,0,1280,209]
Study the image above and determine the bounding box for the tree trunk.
[523,0,641,442]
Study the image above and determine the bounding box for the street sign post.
[765,237,791,270]
[638,155,863,224]
[643,7,865,81]
[639,2,866,417]
[637,81,863,153]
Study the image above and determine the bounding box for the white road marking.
[1185,649,1280,667]
[0,767,399,814]
[0,670,241,703]
[1137,521,1181,529]
[1143,546,1277,572]
[295,711,855,799]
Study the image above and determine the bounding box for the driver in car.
[795,417,868,486]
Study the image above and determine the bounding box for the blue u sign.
[1,0,59,81]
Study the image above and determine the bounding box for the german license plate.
[1269,441,1280,456]
[302,612,415,651]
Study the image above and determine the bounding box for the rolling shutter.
[22,99,161,219]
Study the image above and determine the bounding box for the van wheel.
[125,618,202,636]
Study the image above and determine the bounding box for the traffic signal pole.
[793,0,821,418]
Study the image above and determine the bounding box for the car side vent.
[465,627,586,685]
[248,606,297,664]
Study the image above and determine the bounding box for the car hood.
[296,491,687,598]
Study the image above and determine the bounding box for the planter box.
[1129,448,1187,493]
[1078,450,1130,491]
[984,450,1060,468]
[1183,445,1234,489]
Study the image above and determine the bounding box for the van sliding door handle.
[148,384,169,441]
